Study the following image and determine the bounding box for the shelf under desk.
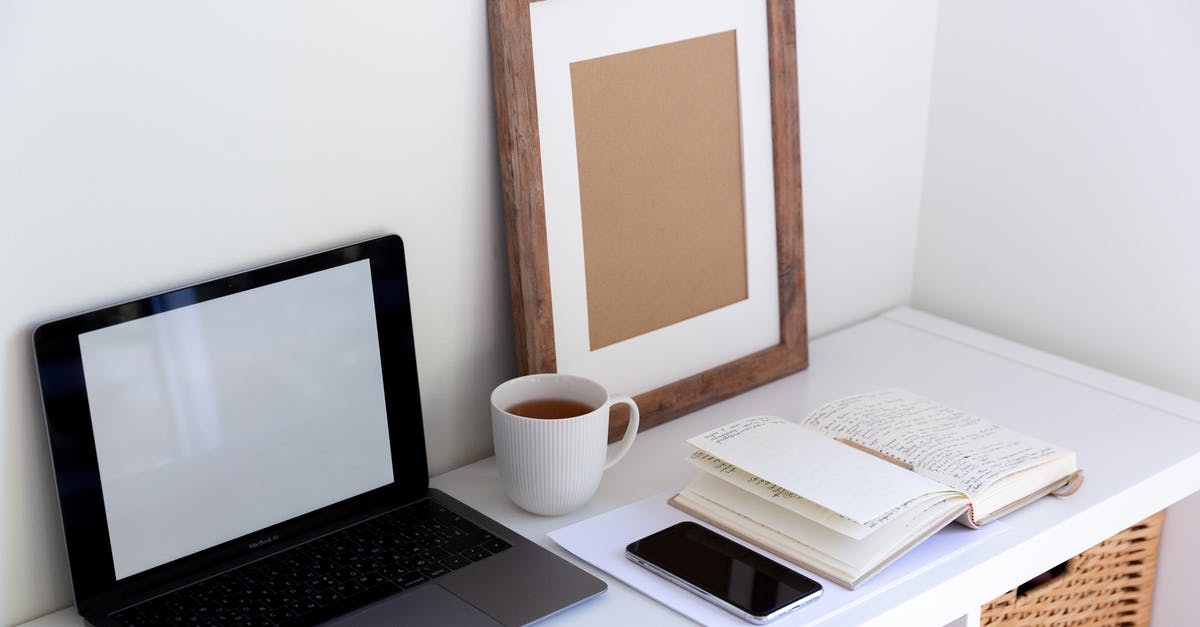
[23,307,1200,627]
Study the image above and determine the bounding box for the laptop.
[33,234,606,626]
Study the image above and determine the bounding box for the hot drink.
[491,373,639,515]
[506,398,595,420]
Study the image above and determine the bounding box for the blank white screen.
[79,260,394,580]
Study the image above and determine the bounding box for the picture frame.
[488,0,807,438]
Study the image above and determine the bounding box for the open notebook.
[671,389,1083,588]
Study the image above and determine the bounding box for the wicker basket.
[980,511,1164,627]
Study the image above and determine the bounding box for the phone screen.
[626,522,822,621]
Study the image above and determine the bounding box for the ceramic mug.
[490,373,639,516]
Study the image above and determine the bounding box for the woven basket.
[980,511,1164,627]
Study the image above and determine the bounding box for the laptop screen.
[35,235,427,610]
[78,259,394,579]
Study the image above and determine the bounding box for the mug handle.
[603,395,640,470]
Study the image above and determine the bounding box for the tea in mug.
[506,398,595,420]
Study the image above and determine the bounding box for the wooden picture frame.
[488,0,806,438]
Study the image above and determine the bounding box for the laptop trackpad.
[328,585,501,627]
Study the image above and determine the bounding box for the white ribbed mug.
[490,374,639,516]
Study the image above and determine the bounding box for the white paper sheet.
[549,489,1009,626]
[687,416,954,524]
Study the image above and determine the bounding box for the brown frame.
[488,0,807,438]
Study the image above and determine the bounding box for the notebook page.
[799,389,1070,496]
[686,417,954,524]
[687,451,920,539]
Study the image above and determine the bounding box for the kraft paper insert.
[570,30,748,351]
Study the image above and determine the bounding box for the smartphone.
[626,522,822,624]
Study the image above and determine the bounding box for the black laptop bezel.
[33,234,429,615]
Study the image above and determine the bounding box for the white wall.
[915,2,1200,625]
[795,0,938,331]
[0,1,938,623]
[0,2,510,623]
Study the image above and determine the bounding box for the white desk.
[24,308,1200,627]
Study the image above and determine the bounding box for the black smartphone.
[626,522,823,624]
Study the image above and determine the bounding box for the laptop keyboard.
[111,498,512,626]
